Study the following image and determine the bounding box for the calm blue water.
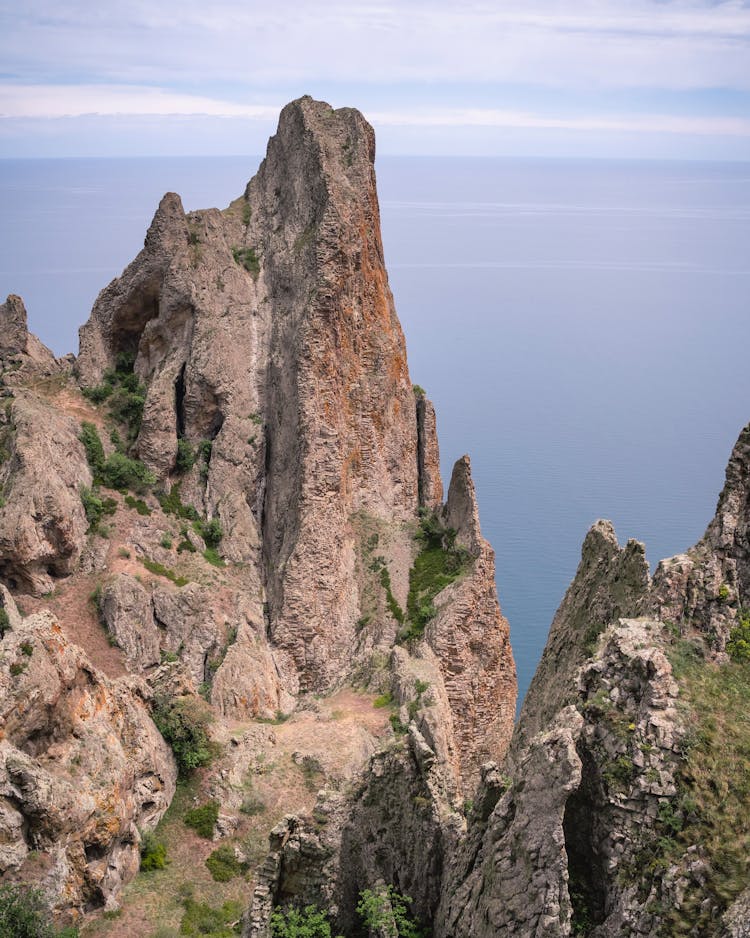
[2,155,749,705]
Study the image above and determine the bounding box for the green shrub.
[398,512,470,644]
[373,692,393,709]
[232,246,260,279]
[0,608,10,637]
[161,535,173,550]
[139,829,168,871]
[81,383,112,404]
[124,494,151,516]
[175,439,196,473]
[205,844,246,882]
[152,695,214,775]
[183,800,220,839]
[203,548,225,568]
[389,713,407,736]
[79,486,117,532]
[195,517,223,548]
[0,883,57,938]
[270,905,335,938]
[158,483,200,521]
[108,385,145,442]
[179,898,244,938]
[727,616,750,662]
[100,452,155,493]
[20,642,33,657]
[79,422,105,475]
[357,886,425,938]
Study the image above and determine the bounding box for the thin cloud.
[0,85,280,119]
[2,0,750,89]
[3,85,748,139]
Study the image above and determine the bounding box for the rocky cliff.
[2,93,746,938]
[0,96,516,932]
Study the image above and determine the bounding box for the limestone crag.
[72,94,515,771]
[0,390,91,595]
[515,519,650,754]
[76,97,428,693]
[437,617,685,938]
[424,457,516,790]
[0,587,175,918]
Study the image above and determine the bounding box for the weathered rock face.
[0,391,91,594]
[431,422,750,937]
[0,587,175,917]
[516,519,650,754]
[0,296,89,595]
[75,97,434,693]
[0,97,519,930]
[425,456,516,791]
[0,294,59,371]
[244,725,461,938]
[73,95,516,769]
[651,421,750,649]
[437,618,685,938]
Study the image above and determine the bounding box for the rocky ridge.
[0,96,516,932]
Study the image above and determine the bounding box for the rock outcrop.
[73,94,515,780]
[0,587,175,918]
[0,96,518,930]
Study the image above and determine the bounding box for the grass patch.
[205,844,247,883]
[632,638,750,934]
[232,246,260,279]
[142,557,189,587]
[397,511,470,643]
[203,547,225,568]
[125,494,152,516]
[183,800,220,839]
[180,897,244,937]
[373,692,393,709]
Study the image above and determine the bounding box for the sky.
[1,0,749,160]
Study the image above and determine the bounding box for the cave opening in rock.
[109,292,160,364]
[563,746,608,935]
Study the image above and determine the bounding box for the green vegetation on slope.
[398,510,470,643]
[635,634,750,934]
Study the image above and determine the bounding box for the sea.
[1,154,749,706]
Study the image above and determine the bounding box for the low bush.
[139,829,168,871]
[357,886,425,938]
[270,905,335,938]
[152,695,214,775]
[175,438,195,473]
[179,898,244,938]
[0,882,78,938]
[79,486,117,532]
[205,844,246,882]
[142,558,188,587]
[79,422,105,475]
[232,246,260,279]
[183,800,220,839]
